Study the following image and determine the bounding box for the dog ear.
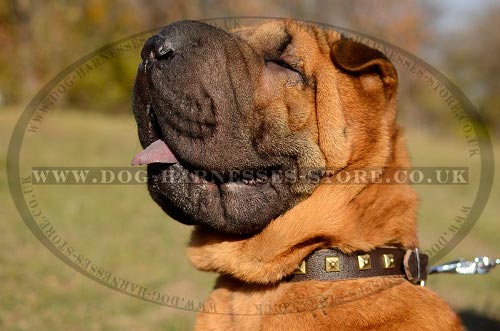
[331,39,397,99]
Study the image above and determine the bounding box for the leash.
[429,256,499,275]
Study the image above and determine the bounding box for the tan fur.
[186,20,463,330]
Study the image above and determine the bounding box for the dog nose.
[141,35,175,62]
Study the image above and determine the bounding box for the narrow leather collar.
[287,247,428,285]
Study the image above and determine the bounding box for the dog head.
[132,19,399,235]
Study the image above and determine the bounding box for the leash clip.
[403,248,428,286]
[414,248,427,287]
[429,256,500,275]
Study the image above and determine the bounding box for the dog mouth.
[131,101,297,235]
[132,137,280,187]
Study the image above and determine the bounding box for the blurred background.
[0,0,499,330]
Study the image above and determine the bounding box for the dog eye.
[266,59,306,84]
[268,59,300,74]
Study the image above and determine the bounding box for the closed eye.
[267,59,300,74]
[266,59,306,84]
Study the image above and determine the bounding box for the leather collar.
[287,247,428,285]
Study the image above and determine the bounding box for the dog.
[132,19,463,330]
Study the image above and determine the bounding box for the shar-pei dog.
[132,19,463,330]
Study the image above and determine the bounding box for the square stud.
[382,254,395,269]
[325,256,340,272]
[357,254,371,270]
[293,260,306,274]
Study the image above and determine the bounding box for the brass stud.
[293,260,306,274]
[357,254,371,270]
[382,254,395,269]
[325,257,340,272]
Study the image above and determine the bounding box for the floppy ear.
[331,39,397,100]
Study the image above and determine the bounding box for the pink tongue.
[131,139,178,165]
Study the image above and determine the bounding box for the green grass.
[1,107,499,330]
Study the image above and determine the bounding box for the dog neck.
[187,128,418,284]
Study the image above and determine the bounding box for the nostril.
[156,46,175,61]
[141,35,176,62]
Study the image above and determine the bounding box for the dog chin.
[146,162,300,235]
